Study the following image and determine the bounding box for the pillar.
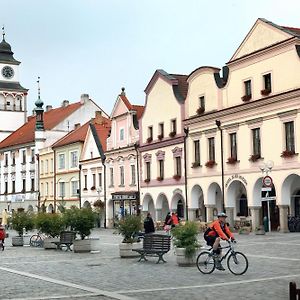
[249,206,261,231]
[205,205,214,222]
[278,205,289,233]
[188,208,197,221]
[225,207,234,228]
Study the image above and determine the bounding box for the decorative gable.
[80,127,100,161]
[230,19,293,62]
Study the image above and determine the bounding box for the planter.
[73,239,92,253]
[12,236,24,247]
[44,237,59,249]
[119,242,142,258]
[175,248,200,267]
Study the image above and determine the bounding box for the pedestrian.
[1,209,8,230]
[171,212,179,228]
[163,212,172,233]
[144,212,155,234]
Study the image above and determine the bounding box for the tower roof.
[0,31,21,65]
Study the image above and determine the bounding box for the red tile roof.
[0,102,82,150]
[52,116,111,149]
[119,94,144,119]
[282,26,300,36]
[93,122,111,152]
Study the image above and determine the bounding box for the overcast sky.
[1,0,299,116]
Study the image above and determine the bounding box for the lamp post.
[259,160,274,232]
[96,187,102,228]
[216,120,225,212]
[183,127,189,220]
[101,155,107,229]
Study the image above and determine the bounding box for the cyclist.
[204,212,235,271]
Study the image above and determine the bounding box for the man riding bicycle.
[204,212,235,271]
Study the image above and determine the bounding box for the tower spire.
[37,76,41,99]
[2,25,5,41]
[35,76,44,131]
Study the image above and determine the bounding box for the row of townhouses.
[0,18,299,232]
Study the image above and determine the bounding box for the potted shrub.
[146,137,153,143]
[169,131,176,138]
[227,157,237,164]
[172,221,200,266]
[157,134,163,140]
[261,89,271,96]
[205,160,216,168]
[281,150,296,158]
[116,215,142,258]
[173,174,181,180]
[63,207,95,253]
[191,161,201,168]
[196,107,205,115]
[241,94,251,102]
[35,213,65,249]
[144,178,150,183]
[157,176,163,181]
[249,154,261,162]
[11,211,34,246]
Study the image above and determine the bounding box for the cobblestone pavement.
[0,229,299,300]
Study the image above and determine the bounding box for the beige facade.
[140,70,188,222]
[39,147,55,212]
[184,18,300,232]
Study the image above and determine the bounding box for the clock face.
[2,66,14,79]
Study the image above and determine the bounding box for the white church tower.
[0,27,28,142]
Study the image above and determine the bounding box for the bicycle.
[196,240,248,275]
[30,232,46,247]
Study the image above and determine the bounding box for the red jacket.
[0,228,6,240]
[207,220,233,240]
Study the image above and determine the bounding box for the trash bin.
[263,216,269,232]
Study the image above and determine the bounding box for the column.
[225,207,234,228]
[205,205,214,222]
[249,206,261,231]
[188,208,196,221]
[278,205,289,233]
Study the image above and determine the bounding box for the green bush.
[35,213,65,238]
[116,215,142,243]
[11,211,34,236]
[171,221,200,258]
[63,207,95,240]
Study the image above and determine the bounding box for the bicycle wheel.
[30,235,43,247]
[196,251,215,274]
[227,251,248,275]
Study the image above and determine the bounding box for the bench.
[132,233,171,264]
[51,231,76,251]
[290,282,300,300]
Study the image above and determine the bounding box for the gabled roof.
[52,116,110,149]
[91,122,111,153]
[0,101,82,150]
[144,69,188,103]
[229,18,300,63]
[111,88,145,119]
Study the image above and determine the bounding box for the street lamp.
[215,120,225,212]
[183,127,189,220]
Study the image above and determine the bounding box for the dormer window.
[197,96,205,114]
[261,73,272,95]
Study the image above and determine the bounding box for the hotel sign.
[112,193,138,201]
[225,174,248,188]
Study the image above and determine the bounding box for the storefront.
[111,191,140,223]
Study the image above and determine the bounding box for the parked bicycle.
[196,240,248,275]
[288,216,300,232]
[30,231,46,247]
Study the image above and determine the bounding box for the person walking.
[144,212,155,234]
[171,212,179,228]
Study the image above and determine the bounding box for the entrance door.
[295,191,300,217]
[262,200,280,231]
[177,200,184,219]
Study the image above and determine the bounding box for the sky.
[1,0,299,116]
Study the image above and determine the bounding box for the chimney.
[94,111,103,124]
[74,123,81,129]
[46,105,53,112]
[80,94,89,104]
[61,100,69,107]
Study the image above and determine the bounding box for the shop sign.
[225,174,248,188]
[112,193,137,200]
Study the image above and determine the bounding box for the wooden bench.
[290,282,300,300]
[51,231,76,251]
[132,233,171,264]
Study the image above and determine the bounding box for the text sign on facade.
[112,194,137,200]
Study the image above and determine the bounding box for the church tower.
[0,27,28,142]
